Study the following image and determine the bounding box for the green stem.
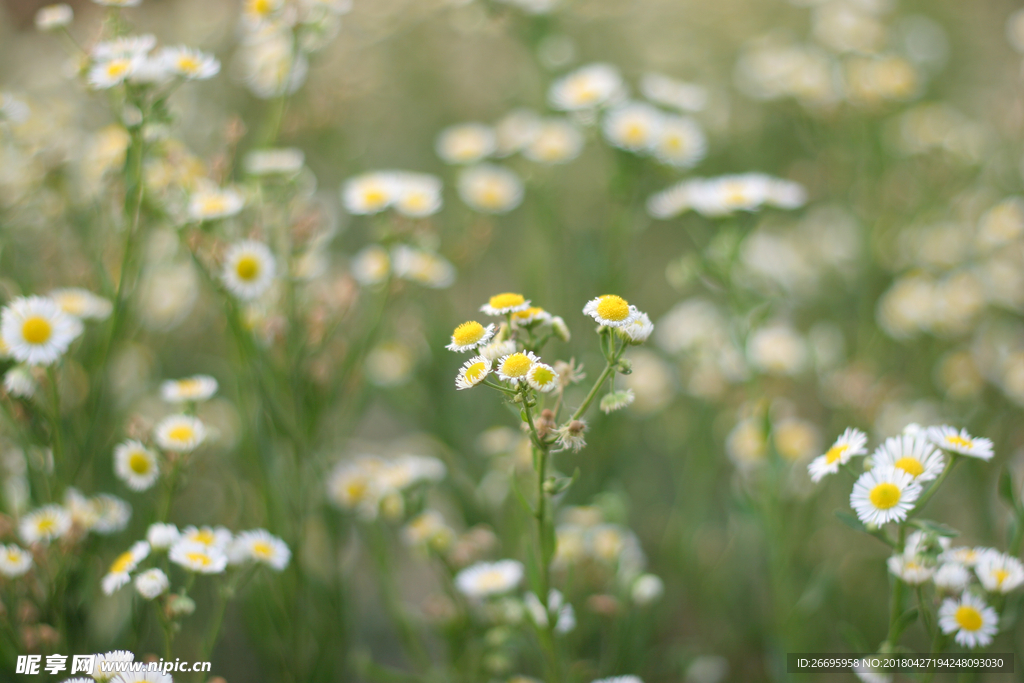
[46,365,64,471]
[910,457,958,518]
[885,525,908,648]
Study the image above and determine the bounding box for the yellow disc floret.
[489,293,525,310]
[869,482,901,510]
[453,321,487,346]
[236,256,260,281]
[894,457,924,477]
[501,353,533,378]
[824,444,848,464]
[955,605,982,631]
[21,317,52,345]
[596,295,630,322]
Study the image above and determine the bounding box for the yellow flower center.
[596,295,630,322]
[235,255,261,282]
[945,435,973,450]
[994,569,1010,587]
[954,605,982,631]
[201,196,228,215]
[345,480,368,502]
[251,541,274,559]
[186,552,211,567]
[894,457,924,477]
[193,529,215,545]
[403,192,428,210]
[55,294,86,316]
[512,307,544,322]
[7,551,20,563]
[489,293,525,310]
[824,444,849,464]
[250,0,274,15]
[176,378,202,395]
[452,321,486,346]
[869,482,901,510]
[168,425,194,443]
[110,550,135,574]
[568,80,598,105]
[475,569,509,592]
[128,452,151,475]
[361,186,388,207]
[623,122,646,145]
[36,518,56,533]
[177,56,200,73]
[531,366,555,386]
[501,353,533,378]
[464,362,488,383]
[21,317,53,345]
[478,182,505,208]
[106,60,130,78]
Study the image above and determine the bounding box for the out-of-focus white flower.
[393,172,443,217]
[455,560,524,598]
[134,568,169,599]
[436,123,496,165]
[1,296,83,366]
[49,288,113,320]
[603,102,663,152]
[158,46,220,80]
[746,323,808,376]
[35,4,73,31]
[391,245,455,289]
[549,63,624,111]
[653,116,707,168]
[231,529,291,570]
[188,186,245,221]
[221,240,276,301]
[154,414,206,452]
[457,165,524,214]
[522,118,584,165]
[244,147,305,176]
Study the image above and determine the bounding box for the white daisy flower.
[92,35,155,61]
[92,651,134,682]
[640,73,708,112]
[160,374,218,403]
[221,240,276,301]
[19,504,72,544]
[180,525,233,550]
[479,339,518,362]
[436,123,497,164]
[88,57,142,89]
[390,245,456,289]
[926,425,994,460]
[510,306,552,327]
[938,593,998,649]
[90,494,131,534]
[653,116,707,168]
[583,294,639,328]
[850,466,922,526]
[187,186,245,221]
[975,551,1024,594]
[1,295,83,366]
[112,671,173,683]
[393,172,443,218]
[457,164,524,214]
[522,118,584,165]
[872,434,945,483]
[350,245,391,286]
[93,0,142,6]
[592,677,643,683]
[495,108,542,156]
[342,172,399,215]
[807,428,868,482]
[549,63,624,111]
[934,563,972,592]
[101,541,150,595]
[243,147,305,176]
[887,554,934,585]
[154,414,206,452]
[496,351,539,385]
[0,544,33,577]
[941,546,986,567]
[526,362,559,393]
[645,180,693,219]
[158,46,220,80]
[631,574,665,605]
[4,366,36,398]
[231,529,291,570]
[35,4,73,31]
[49,288,113,320]
[169,540,228,574]
[402,510,455,549]
[134,568,169,599]
[480,292,531,316]
[113,440,160,491]
[456,356,492,390]
[617,311,654,343]
[603,102,664,152]
[447,321,496,353]
[454,559,524,598]
[146,523,180,550]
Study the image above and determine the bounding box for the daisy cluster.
[735,0,934,111]
[327,453,447,520]
[101,522,290,599]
